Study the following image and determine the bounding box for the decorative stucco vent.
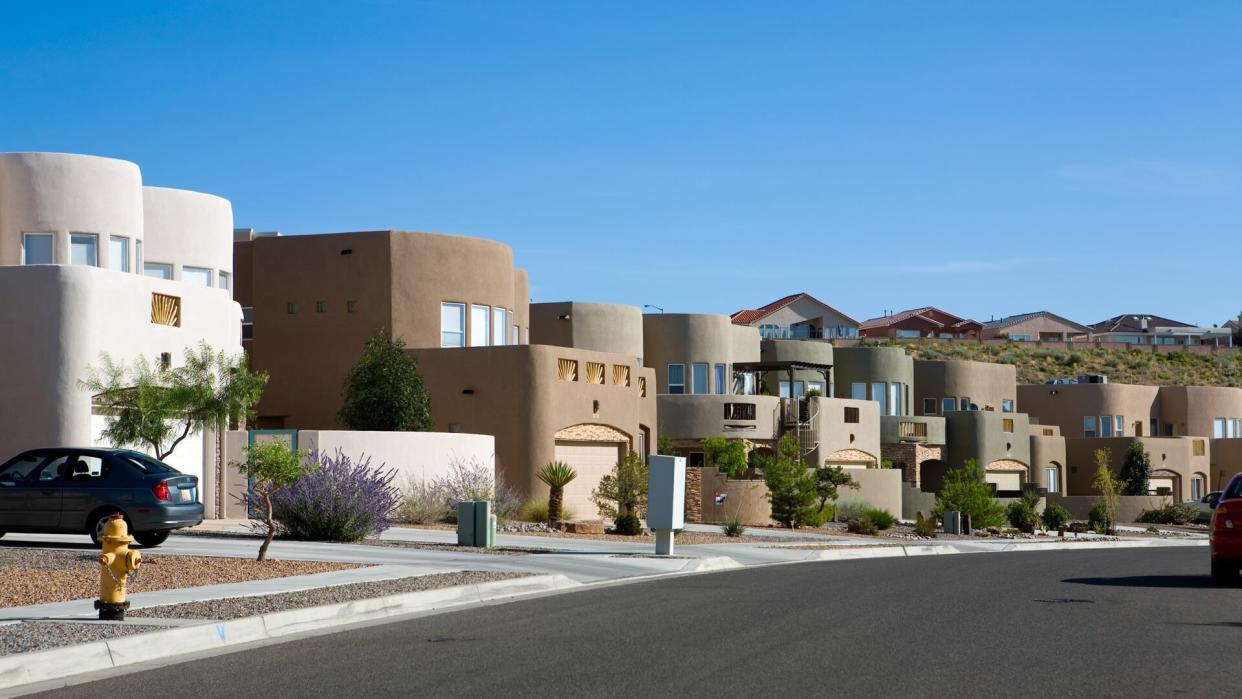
[557,358,578,381]
[585,361,605,385]
[638,376,647,397]
[151,293,181,327]
[612,365,630,387]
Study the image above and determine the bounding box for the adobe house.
[859,307,982,340]
[981,311,1089,342]
[731,292,859,341]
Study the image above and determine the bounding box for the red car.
[1210,474,1242,586]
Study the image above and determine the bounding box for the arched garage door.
[554,441,624,519]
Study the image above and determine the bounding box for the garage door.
[554,442,624,520]
[985,472,1022,494]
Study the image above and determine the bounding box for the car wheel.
[1210,560,1238,587]
[89,511,126,546]
[133,530,170,548]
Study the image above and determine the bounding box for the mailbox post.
[647,455,685,556]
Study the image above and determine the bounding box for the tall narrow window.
[183,266,212,287]
[692,363,709,394]
[1045,467,1059,493]
[1215,418,1228,439]
[144,262,173,280]
[505,309,514,344]
[218,271,231,292]
[135,240,143,273]
[512,325,520,345]
[492,307,506,346]
[960,396,972,411]
[872,382,886,417]
[851,383,866,400]
[714,364,726,394]
[1114,415,1124,436]
[441,302,465,347]
[470,304,490,346]
[21,233,53,265]
[1084,415,1096,438]
[1100,415,1112,438]
[888,383,901,416]
[108,236,129,272]
[667,364,685,394]
[70,233,98,266]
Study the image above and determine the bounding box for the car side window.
[0,454,45,481]
[66,455,108,482]
[33,455,70,482]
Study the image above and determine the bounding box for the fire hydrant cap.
[101,516,133,544]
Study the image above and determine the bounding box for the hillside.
[861,340,1242,387]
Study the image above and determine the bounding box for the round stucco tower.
[642,313,759,394]
[142,186,234,287]
[832,346,914,415]
[758,339,834,397]
[0,152,144,269]
[530,302,644,359]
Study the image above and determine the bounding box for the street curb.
[800,537,1206,562]
[0,574,578,692]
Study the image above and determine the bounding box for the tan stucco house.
[981,311,1089,342]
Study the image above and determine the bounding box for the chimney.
[1140,317,1149,331]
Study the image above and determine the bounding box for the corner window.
[492,307,506,346]
[21,233,53,265]
[218,271,231,291]
[183,266,212,287]
[144,262,173,280]
[108,236,129,272]
[668,364,685,394]
[1084,415,1096,438]
[470,304,490,347]
[1001,399,1014,413]
[888,383,901,416]
[714,364,726,395]
[692,363,709,394]
[70,233,98,266]
[441,302,465,347]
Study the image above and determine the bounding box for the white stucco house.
[0,152,242,503]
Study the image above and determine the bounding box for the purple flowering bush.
[270,448,401,542]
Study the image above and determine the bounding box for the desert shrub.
[1088,500,1113,534]
[722,517,745,537]
[613,512,644,535]
[271,449,400,542]
[798,506,832,528]
[1041,503,1072,531]
[835,499,874,522]
[1068,520,1090,534]
[1136,502,1197,525]
[536,461,577,527]
[914,512,937,538]
[592,451,648,519]
[847,517,878,535]
[394,477,449,524]
[933,460,1006,529]
[862,508,896,530]
[435,458,522,523]
[1006,500,1037,533]
[518,499,576,523]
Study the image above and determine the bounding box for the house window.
[888,383,901,416]
[808,381,825,397]
[512,325,520,344]
[1215,418,1228,439]
[872,382,886,416]
[1001,399,1014,413]
[22,233,53,264]
[851,383,866,400]
[1045,467,1060,493]
[347,300,357,313]
[441,302,465,347]
[895,329,920,338]
[218,271,231,291]
[668,364,685,394]
[1084,415,1096,438]
[558,358,578,381]
[585,362,605,384]
[734,372,755,395]
[1010,334,1033,342]
[315,301,327,313]
[960,397,972,411]
[1002,419,1014,433]
[714,364,726,395]
[692,363,709,394]
[182,266,212,286]
[724,403,757,420]
[942,397,956,413]
[135,240,143,272]
[1114,415,1124,437]
[108,236,129,272]
[286,302,298,314]
[844,407,860,423]
[1191,476,1205,501]
[1100,415,1112,438]
[242,307,253,340]
[493,307,507,346]
[470,304,490,346]
[780,381,805,399]
[70,233,98,266]
[144,262,173,280]
[923,398,938,415]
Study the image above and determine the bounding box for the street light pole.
[644,304,664,313]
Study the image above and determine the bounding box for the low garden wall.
[1046,493,1171,522]
[902,483,937,521]
[846,468,903,518]
[698,468,771,526]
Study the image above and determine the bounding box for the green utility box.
[456,500,496,547]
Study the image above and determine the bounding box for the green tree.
[1118,441,1152,496]
[338,329,432,431]
[703,437,748,479]
[657,437,676,456]
[591,451,648,519]
[238,441,314,561]
[932,459,1006,529]
[1093,448,1120,529]
[535,461,577,527]
[763,434,818,528]
[82,343,267,460]
[814,464,858,513]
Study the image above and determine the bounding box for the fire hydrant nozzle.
[95,515,141,620]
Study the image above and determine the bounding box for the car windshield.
[1225,478,1242,501]
[118,452,178,475]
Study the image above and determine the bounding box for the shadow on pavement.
[1063,574,1212,589]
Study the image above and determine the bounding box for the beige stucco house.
[980,311,1089,342]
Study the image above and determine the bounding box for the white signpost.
[647,455,686,556]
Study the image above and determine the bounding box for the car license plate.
[180,489,192,502]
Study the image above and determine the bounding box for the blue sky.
[3,1,1239,326]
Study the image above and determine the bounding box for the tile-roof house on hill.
[859,307,982,340]
[1089,314,1234,346]
[730,292,860,340]
[981,311,1089,342]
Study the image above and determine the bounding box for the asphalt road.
[36,547,1237,698]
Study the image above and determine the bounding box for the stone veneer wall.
[684,465,703,522]
[881,443,945,488]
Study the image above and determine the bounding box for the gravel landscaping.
[356,539,546,555]
[0,621,164,655]
[0,548,366,608]
[133,571,532,620]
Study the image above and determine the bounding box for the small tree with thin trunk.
[536,461,577,528]
[239,441,313,561]
[1093,448,1120,531]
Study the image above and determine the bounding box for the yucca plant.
[536,461,577,527]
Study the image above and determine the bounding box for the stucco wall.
[1018,383,1161,438]
[0,152,144,268]
[643,314,757,394]
[831,346,913,414]
[1029,434,1068,493]
[943,410,1032,471]
[142,186,233,284]
[657,394,781,442]
[1210,438,1242,490]
[529,302,644,359]
[914,359,1017,415]
[758,339,833,395]
[1046,494,1172,522]
[698,468,771,525]
[846,468,903,518]
[1158,386,1242,440]
[814,397,881,466]
[1063,436,1201,500]
[299,430,495,486]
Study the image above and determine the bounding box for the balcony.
[880,415,945,445]
[757,324,859,341]
[657,394,781,441]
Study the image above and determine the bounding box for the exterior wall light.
[462,388,474,395]
[592,400,600,417]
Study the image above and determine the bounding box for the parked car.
[1189,491,1223,523]
[0,447,202,547]
[1210,474,1242,587]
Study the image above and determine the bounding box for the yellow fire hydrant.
[95,515,141,620]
